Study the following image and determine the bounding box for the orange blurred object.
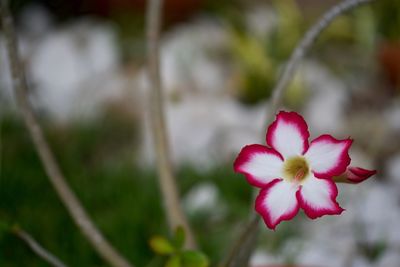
[378,41,400,91]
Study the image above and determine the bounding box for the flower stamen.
[294,169,306,181]
[283,156,309,183]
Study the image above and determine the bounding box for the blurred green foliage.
[227,0,305,105]
[0,112,255,266]
[0,112,164,267]
[150,227,209,267]
[359,241,387,263]
[374,0,400,41]
[226,0,400,105]
[0,109,302,266]
[150,236,176,255]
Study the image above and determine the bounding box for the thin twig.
[266,0,375,124]
[0,2,134,267]
[225,0,375,266]
[146,0,197,249]
[222,213,260,267]
[13,226,68,267]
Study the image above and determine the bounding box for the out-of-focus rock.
[160,19,228,97]
[297,239,350,267]
[139,93,266,169]
[351,256,373,267]
[354,182,400,246]
[250,250,282,267]
[385,103,400,132]
[183,182,221,214]
[245,5,277,39]
[377,249,400,267]
[302,61,347,136]
[29,19,120,121]
[386,153,400,190]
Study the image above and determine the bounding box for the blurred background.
[1,0,400,266]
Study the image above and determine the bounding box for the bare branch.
[0,2,134,267]
[226,0,375,266]
[13,227,68,267]
[222,213,260,267]
[145,0,197,249]
[266,0,375,124]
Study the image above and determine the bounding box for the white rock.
[298,218,358,267]
[183,182,219,213]
[139,93,266,168]
[386,153,400,186]
[250,250,282,266]
[351,256,373,267]
[377,249,400,267]
[297,240,348,267]
[385,102,400,132]
[302,62,347,136]
[28,19,120,121]
[354,182,400,246]
[160,18,228,96]
[245,5,277,39]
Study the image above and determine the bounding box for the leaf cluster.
[149,227,209,267]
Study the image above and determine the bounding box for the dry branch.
[13,227,69,267]
[145,0,197,249]
[0,1,134,267]
[266,0,375,124]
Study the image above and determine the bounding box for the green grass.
[0,113,253,266]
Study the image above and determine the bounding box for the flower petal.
[334,166,377,184]
[305,134,352,178]
[255,179,300,229]
[234,144,284,187]
[266,111,310,159]
[296,175,344,219]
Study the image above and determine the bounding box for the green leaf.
[173,226,185,250]
[180,250,209,267]
[0,221,10,232]
[165,254,181,267]
[149,236,175,255]
[0,221,10,240]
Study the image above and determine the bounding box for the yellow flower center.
[283,156,310,183]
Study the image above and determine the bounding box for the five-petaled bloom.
[234,111,375,230]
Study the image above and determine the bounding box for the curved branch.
[145,0,197,249]
[222,213,260,267]
[0,2,134,267]
[13,227,68,267]
[226,0,375,266]
[267,0,375,123]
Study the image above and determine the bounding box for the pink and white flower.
[234,111,362,229]
[333,166,377,184]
